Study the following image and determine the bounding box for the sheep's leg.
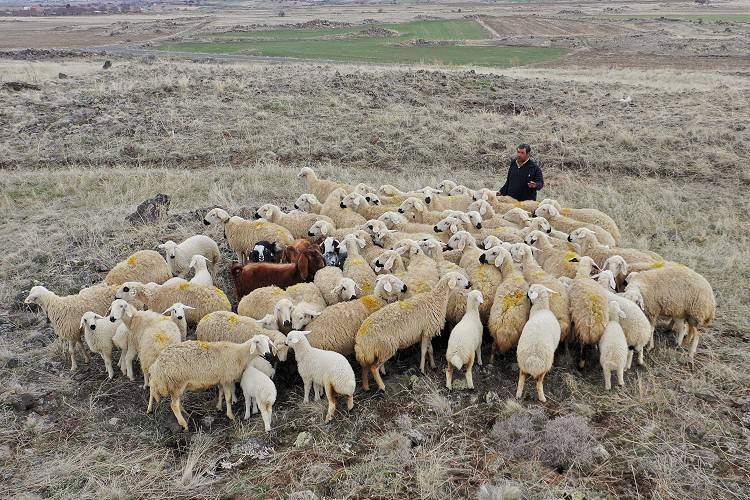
[379,363,387,376]
[223,384,235,420]
[603,367,612,391]
[475,345,483,366]
[466,352,475,390]
[371,364,386,392]
[616,367,625,387]
[171,393,188,431]
[626,348,634,371]
[252,397,259,415]
[68,340,78,371]
[427,342,436,370]
[142,371,149,389]
[215,385,224,410]
[361,365,371,392]
[147,385,155,413]
[103,353,114,379]
[78,340,90,363]
[687,324,700,360]
[324,383,337,422]
[637,346,645,366]
[647,330,655,351]
[419,336,431,374]
[231,384,238,404]
[489,343,496,364]
[536,372,547,403]
[516,372,526,399]
[303,379,312,403]
[675,318,688,346]
[578,344,587,369]
[346,393,354,410]
[261,404,272,432]
[124,348,137,381]
[445,363,454,390]
[244,395,251,421]
[313,383,321,401]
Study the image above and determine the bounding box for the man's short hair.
[517,143,531,154]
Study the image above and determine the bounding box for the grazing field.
[159,19,569,67]
[1,54,749,498]
[599,14,750,23]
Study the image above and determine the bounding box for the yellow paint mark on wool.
[350,259,366,267]
[414,281,429,294]
[589,293,606,327]
[358,316,375,336]
[561,208,572,216]
[227,314,239,325]
[564,251,579,261]
[399,300,413,310]
[179,282,190,290]
[275,229,287,240]
[514,202,524,208]
[160,316,170,321]
[154,332,169,345]
[272,288,284,296]
[361,281,373,294]
[254,221,267,229]
[360,295,381,313]
[650,261,665,269]
[127,256,137,266]
[197,341,210,350]
[502,291,525,310]
[533,271,546,280]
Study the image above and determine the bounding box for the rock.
[9,393,36,412]
[126,194,170,225]
[201,415,215,429]
[0,445,11,462]
[58,72,68,79]
[289,491,318,500]
[231,437,274,459]
[485,391,500,404]
[1,81,40,91]
[102,60,112,69]
[592,444,610,461]
[404,428,426,447]
[451,379,469,390]
[294,431,312,448]
[109,417,121,426]
[6,358,19,369]
[395,414,412,431]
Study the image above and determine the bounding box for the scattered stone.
[404,428,426,447]
[6,358,19,369]
[126,194,170,225]
[294,431,312,448]
[0,445,12,462]
[58,72,68,79]
[102,60,112,69]
[395,414,412,431]
[485,391,500,404]
[289,490,318,500]
[9,393,36,412]
[451,379,469,390]
[109,417,121,426]
[1,81,40,91]
[232,437,274,459]
[592,444,611,461]
[201,415,215,429]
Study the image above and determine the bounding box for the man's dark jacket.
[498,158,544,201]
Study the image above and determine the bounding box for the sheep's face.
[418,238,439,256]
[445,272,471,290]
[274,299,294,330]
[446,231,472,251]
[255,314,278,331]
[479,246,501,266]
[394,240,421,258]
[249,241,277,263]
[534,204,557,219]
[108,299,131,323]
[322,237,340,255]
[372,251,398,273]
[365,193,381,205]
[308,220,331,237]
[294,194,317,212]
[291,305,321,330]
[375,274,408,300]
[378,184,400,196]
[79,311,101,331]
[504,208,532,225]
[419,187,441,205]
[437,180,456,191]
[354,183,370,195]
[249,335,271,357]
[527,284,556,302]
[568,227,595,244]
[508,243,531,263]
[434,216,462,234]
[472,188,492,202]
[115,282,141,302]
[163,302,194,321]
[528,217,552,234]
[594,270,617,291]
[466,211,483,229]
[334,278,358,301]
[285,330,311,348]
[254,204,276,221]
[189,255,207,270]
[467,290,484,306]
[157,241,178,261]
[524,231,546,248]
[24,286,47,305]
[468,200,492,217]
[603,256,628,279]
[622,288,644,310]
[203,208,224,226]
[378,212,405,229]
[449,185,472,197]
[297,167,312,180]
[398,197,422,215]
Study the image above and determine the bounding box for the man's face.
[516,148,528,163]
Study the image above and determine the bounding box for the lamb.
[158,235,221,278]
[568,228,661,269]
[301,274,407,359]
[371,249,406,275]
[445,290,484,390]
[195,310,289,361]
[445,230,483,269]
[523,230,579,279]
[418,238,465,277]
[515,284,561,402]
[147,335,271,430]
[108,299,181,387]
[599,301,629,390]
[79,311,121,379]
[340,192,392,220]
[104,250,172,286]
[321,236,346,268]
[320,188,367,229]
[116,281,231,326]
[482,246,530,357]
[539,198,622,245]
[203,207,294,265]
[534,204,616,247]
[568,256,609,349]
[448,185,475,197]
[254,203,333,240]
[602,255,679,293]
[622,265,715,359]
[355,272,471,391]
[240,365,276,431]
[314,266,359,305]
[419,187,471,212]
[290,302,324,330]
[307,219,354,242]
[24,284,116,370]
[237,288,293,329]
[286,330,356,422]
[342,234,378,296]
[298,167,349,203]
[392,239,441,295]
[508,243,571,342]
[593,270,651,367]
[162,302,194,341]
[188,255,213,287]
[293,193,324,214]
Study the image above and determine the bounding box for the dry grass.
[1,52,749,499]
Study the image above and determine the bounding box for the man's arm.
[532,163,544,191]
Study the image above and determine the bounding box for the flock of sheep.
[23,167,716,432]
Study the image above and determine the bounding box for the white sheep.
[340,192,392,220]
[203,207,294,265]
[437,180,457,192]
[445,290,484,390]
[568,227,661,269]
[188,255,213,287]
[355,272,471,391]
[79,311,121,379]
[147,335,271,430]
[158,235,220,278]
[599,301,629,390]
[342,233,378,296]
[539,198,622,245]
[240,365,277,431]
[290,302,324,331]
[254,203,333,240]
[314,266,359,305]
[196,310,289,361]
[237,287,290,328]
[104,250,172,286]
[286,330,356,422]
[568,256,610,351]
[320,188,367,229]
[393,239,441,295]
[523,230,579,279]
[298,167,349,203]
[534,204,616,247]
[293,193,324,214]
[162,302,195,341]
[24,284,116,370]
[515,284,560,403]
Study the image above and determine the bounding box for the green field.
[159,19,568,68]
[599,14,750,23]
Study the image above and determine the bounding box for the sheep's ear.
[528,289,538,301]
[79,316,86,328]
[493,252,505,267]
[385,254,396,269]
[544,286,558,295]
[449,223,458,234]
[608,275,616,290]
[157,244,165,249]
[184,305,196,310]
[395,246,407,256]
[297,256,311,281]
[162,307,172,315]
[618,309,627,319]
[479,205,487,216]
[448,276,458,288]
[457,238,466,251]
[357,237,366,249]
[384,281,393,293]
[414,200,424,211]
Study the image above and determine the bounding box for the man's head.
[516,144,531,163]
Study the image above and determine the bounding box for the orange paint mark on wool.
[358,316,375,336]
[127,256,137,266]
[197,341,210,349]
[360,295,381,313]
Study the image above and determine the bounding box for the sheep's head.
[293,193,318,212]
[274,299,294,330]
[472,188,493,202]
[479,245,511,268]
[343,233,366,250]
[482,235,502,250]
[434,214,466,234]
[24,285,49,305]
[448,185,473,197]
[622,287,644,310]
[508,243,534,263]
[437,179,457,192]
[466,211,483,229]
[308,220,334,237]
[378,184,402,196]
[340,192,365,209]
[568,227,597,244]
[526,217,552,234]
[285,330,311,348]
[203,207,229,226]
[255,314,278,332]
[418,237,441,256]
[354,183,372,195]
[504,207,532,225]
[539,198,562,211]
[79,311,103,332]
[394,239,422,258]
[365,193,381,205]
[467,290,484,307]
[115,281,144,303]
[291,302,322,330]
[444,271,471,290]
[162,302,195,321]
[524,230,547,248]
[321,236,340,255]
[608,301,626,320]
[108,299,132,323]
[378,211,407,229]
[398,197,425,215]
[446,231,475,251]
[371,250,399,274]
[157,240,179,261]
[592,270,617,291]
[374,274,408,301]
[334,278,359,301]
[254,204,278,221]
[247,334,271,357]
[189,254,209,270]
[534,203,558,219]
[468,199,493,217]
[603,255,628,280]
[418,186,442,205]
[527,284,557,302]
[297,167,314,180]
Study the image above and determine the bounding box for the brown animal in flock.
[231,242,325,301]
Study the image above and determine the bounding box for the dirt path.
[474,15,500,39]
